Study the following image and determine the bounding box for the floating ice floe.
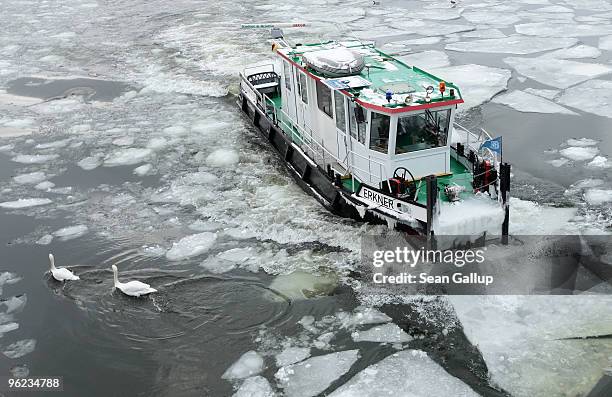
[0,322,19,337]
[462,10,521,27]
[337,306,392,328]
[133,163,153,176]
[222,351,264,380]
[516,22,612,37]
[165,232,217,261]
[77,156,102,170]
[275,347,311,367]
[232,376,274,397]
[559,146,599,161]
[503,57,612,89]
[36,234,53,245]
[275,350,359,397]
[541,44,602,59]
[13,171,47,185]
[492,90,577,115]
[450,295,612,397]
[269,271,338,300]
[509,197,578,235]
[112,136,134,146]
[2,295,27,314]
[35,181,55,190]
[599,35,612,51]
[446,36,577,55]
[104,148,153,167]
[398,50,450,69]
[547,158,569,167]
[566,138,598,147]
[329,350,478,397]
[11,154,59,164]
[2,339,36,359]
[53,225,88,241]
[35,139,70,149]
[461,28,506,39]
[430,64,511,110]
[557,79,612,118]
[0,198,52,209]
[351,323,412,343]
[523,88,560,100]
[584,189,612,205]
[205,148,239,168]
[587,156,612,169]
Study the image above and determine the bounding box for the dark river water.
[1,0,611,396]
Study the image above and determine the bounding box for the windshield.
[395,109,450,154]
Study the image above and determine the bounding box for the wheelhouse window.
[334,91,346,132]
[349,101,366,144]
[369,112,390,154]
[297,72,308,103]
[283,62,291,90]
[395,109,451,154]
[316,80,333,117]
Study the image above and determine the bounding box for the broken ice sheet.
[558,79,612,118]
[540,44,602,59]
[450,296,612,397]
[351,323,412,343]
[329,350,478,397]
[503,57,612,89]
[222,350,264,380]
[559,146,599,161]
[397,50,450,69]
[232,376,274,397]
[430,64,511,110]
[446,36,578,55]
[516,21,612,37]
[492,90,577,115]
[275,350,359,397]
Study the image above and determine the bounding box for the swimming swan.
[48,253,80,281]
[112,264,157,297]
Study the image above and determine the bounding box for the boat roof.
[276,40,464,114]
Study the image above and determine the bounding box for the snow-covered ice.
[430,64,511,110]
[222,351,264,380]
[504,57,612,89]
[541,44,602,59]
[567,138,598,147]
[559,146,599,161]
[275,350,359,397]
[165,232,217,261]
[351,323,412,343]
[232,376,274,397]
[492,90,577,115]
[0,198,52,209]
[446,36,577,55]
[329,350,478,397]
[133,163,153,176]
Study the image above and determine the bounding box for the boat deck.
[278,41,462,109]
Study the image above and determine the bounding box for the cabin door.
[334,91,349,167]
[347,101,371,183]
[295,70,311,132]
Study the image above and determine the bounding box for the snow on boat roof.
[277,40,463,112]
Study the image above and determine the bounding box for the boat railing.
[453,122,500,164]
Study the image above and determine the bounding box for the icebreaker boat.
[238,32,511,238]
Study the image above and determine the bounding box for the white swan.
[111,264,157,297]
[48,253,80,281]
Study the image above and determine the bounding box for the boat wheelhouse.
[239,35,510,238]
